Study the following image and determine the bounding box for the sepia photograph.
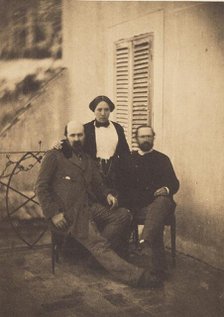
[0,0,224,316]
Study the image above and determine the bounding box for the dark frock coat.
[35,149,110,239]
[120,150,180,209]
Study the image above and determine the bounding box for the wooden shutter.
[115,41,132,143]
[115,34,153,150]
[132,35,153,149]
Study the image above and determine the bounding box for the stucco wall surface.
[63,1,224,269]
[0,69,70,152]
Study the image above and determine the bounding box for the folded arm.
[154,156,179,197]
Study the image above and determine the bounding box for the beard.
[139,141,153,152]
[71,141,83,155]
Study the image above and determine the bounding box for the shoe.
[136,270,163,289]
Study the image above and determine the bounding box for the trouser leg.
[140,196,175,272]
[90,203,132,257]
[75,220,144,286]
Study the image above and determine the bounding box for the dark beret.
[89,95,115,112]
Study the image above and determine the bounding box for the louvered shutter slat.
[115,43,132,145]
[132,37,152,150]
[115,34,153,150]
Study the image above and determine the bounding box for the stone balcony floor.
[0,224,224,317]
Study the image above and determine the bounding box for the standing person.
[84,95,130,190]
[120,125,180,281]
[36,120,162,288]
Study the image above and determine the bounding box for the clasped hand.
[51,212,68,230]
[154,187,169,197]
[107,193,118,210]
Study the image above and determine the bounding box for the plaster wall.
[163,3,224,268]
[62,1,224,269]
[0,69,70,152]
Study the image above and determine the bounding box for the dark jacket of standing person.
[83,119,130,159]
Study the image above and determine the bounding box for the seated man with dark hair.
[35,120,162,288]
[120,125,180,282]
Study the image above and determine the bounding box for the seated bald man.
[120,125,179,282]
[35,120,162,288]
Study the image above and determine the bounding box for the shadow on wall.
[0,59,64,132]
[175,179,224,269]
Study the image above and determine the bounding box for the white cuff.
[164,187,170,194]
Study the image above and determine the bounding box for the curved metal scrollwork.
[1,151,48,247]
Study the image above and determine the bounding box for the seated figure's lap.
[136,196,175,221]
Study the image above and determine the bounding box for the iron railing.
[0,150,47,247]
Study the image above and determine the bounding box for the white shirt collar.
[137,148,154,156]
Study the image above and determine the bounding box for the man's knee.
[152,196,175,211]
[116,207,133,225]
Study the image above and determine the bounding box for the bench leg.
[52,243,56,274]
[133,224,139,248]
[170,218,176,267]
[51,232,60,274]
